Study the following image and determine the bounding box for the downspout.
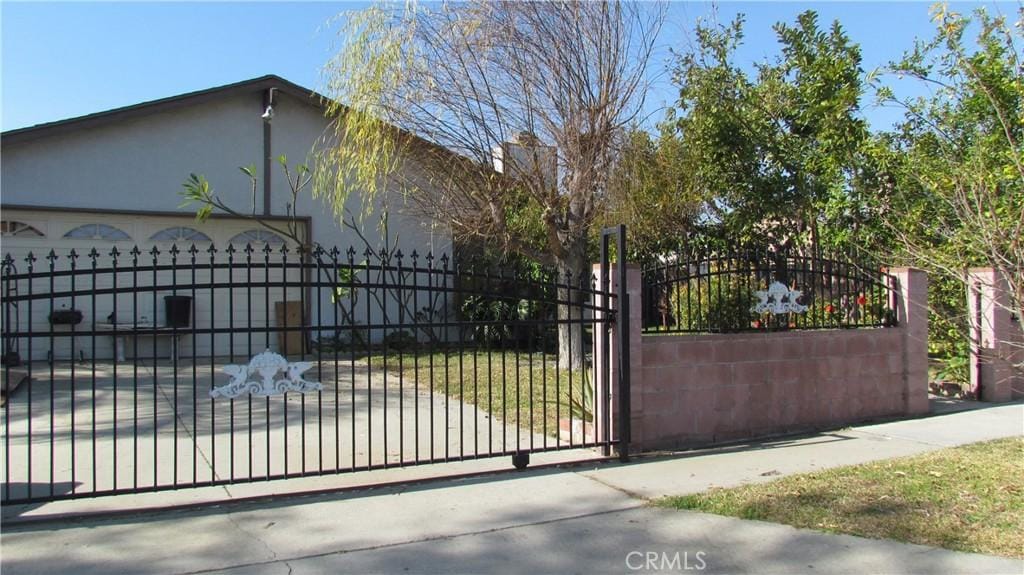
[262,88,274,216]
[304,219,313,354]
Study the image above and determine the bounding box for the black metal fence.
[642,247,898,334]
[0,243,619,504]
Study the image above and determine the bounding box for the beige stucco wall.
[1,89,448,254]
[0,85,452,359]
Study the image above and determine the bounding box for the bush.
[460,294,527,346]
[383,330,417,351]
[667,271,755,332]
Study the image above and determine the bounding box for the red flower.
[824,304,835,314]
[856,294,867,306]
[752,320,762,329]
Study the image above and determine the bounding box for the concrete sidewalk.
[2,401,1022,575]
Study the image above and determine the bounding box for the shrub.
[383,330,417,351]
[667,271,755,332]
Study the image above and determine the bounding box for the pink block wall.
[1010,325,1024,398]
[593,266,928,454]
[968,268,1024,402]
[637,329,907,449]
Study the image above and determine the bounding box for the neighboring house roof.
[1,75,328,146]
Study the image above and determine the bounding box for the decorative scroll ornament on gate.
[209,350,322,399]
[751,281,809,315]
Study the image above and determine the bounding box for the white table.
[95,323,188,362]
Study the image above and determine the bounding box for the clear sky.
[0,1,1003,134]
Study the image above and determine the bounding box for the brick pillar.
[593,263,643,453]
[967,268,1018,402]
[891,268,930,415]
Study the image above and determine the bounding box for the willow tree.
[315,1,664,367]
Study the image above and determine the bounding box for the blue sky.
[0,1,1002,133]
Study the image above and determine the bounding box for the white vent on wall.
[229,229,286,246]
[63,224,131,241]
[150,226,212,242]
[1,221,44,237]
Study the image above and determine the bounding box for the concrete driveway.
[1,357,578,502]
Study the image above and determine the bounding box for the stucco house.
[0,75,450,361]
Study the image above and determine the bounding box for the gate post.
[967,268,1020,402]
[891,267,930,415]
[595,226,643,460]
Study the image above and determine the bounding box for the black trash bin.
[164,295,192,328]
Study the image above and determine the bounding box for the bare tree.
[316,0,664,367]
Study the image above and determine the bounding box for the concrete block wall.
[638,329,907,449]
[968,268,1024,401]
[595,265,930,453]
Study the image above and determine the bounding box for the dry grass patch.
[658,437,1024,558]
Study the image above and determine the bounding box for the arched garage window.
[229,229,285,246]
[149,226,212,242]
[63,224,131,241]
[1,221,44,237]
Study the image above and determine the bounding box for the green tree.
[870,5,1024,384]
[603,128,703,262]
[666,11,870,252]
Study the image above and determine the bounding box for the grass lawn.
[367,349,594,439]
[657,437,1024,558]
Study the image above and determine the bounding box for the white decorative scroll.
[751,281,809,315]
[209,350,323,399]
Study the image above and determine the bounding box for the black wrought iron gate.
[1,239,628,504]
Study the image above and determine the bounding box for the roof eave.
[1,75,330,146]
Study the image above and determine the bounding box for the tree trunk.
[556,241,588,371]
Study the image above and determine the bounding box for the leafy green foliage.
[665,11,870,251]
[666,271,755,333]
[382,330,417,351]
[867,5,1024,383]
[315,5,410,219]
[460,294,531,346]
[179,173,215,222]
[604,129,703,262]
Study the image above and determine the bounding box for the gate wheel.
[512,451,530,470]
